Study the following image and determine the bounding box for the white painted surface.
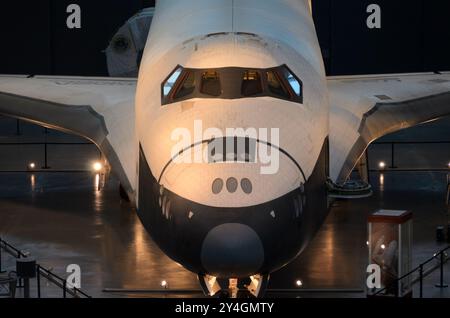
[328,73,450,181]
[1,0,450,208]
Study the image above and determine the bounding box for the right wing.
[328,72,450,183]
[0,75,137,201]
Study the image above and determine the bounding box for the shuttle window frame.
[162,66,183,99]
[174,70,196,99]
[161,64,303,105]
[282,67,302,98]
[267,70,291,99]
[200,70,222,97]
[241,70,263,97]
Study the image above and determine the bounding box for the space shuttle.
[1,0,450,297]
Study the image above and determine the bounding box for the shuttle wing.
[0,75,137,200]
[328,72,450,183]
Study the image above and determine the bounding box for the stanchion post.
[389,143,397,169]
[36,265,41,298]
[436,251,448,288]
[419,265,424,298]
[0,239,4,273]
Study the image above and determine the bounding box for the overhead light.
[379,161,386,169]
[93,162,103,172]
[161,280,168,288]
[381,244,386,250]
[296,280,303,287]
[28,162,36,170]
[366,241,370,246]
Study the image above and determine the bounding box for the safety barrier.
[0,237,91,298]
[374,246,449,298]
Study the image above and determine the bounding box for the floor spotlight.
[379,161,386,169]
[93,162,103,173]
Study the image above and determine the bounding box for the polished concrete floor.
[0,117,450,298]
[0,169,449,298]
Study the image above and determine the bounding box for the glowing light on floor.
[378,161,386,169]
[296,280,303,287]
[161,280,168,289]
[93,162,103,172]
[95,173,100,191]
[28,162,36,170]
[30,174,35,191]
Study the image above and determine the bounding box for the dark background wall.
[313,1,450,75]
[0,0,155,76]
[0,0,449,76]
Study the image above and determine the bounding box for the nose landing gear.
[198,274,270,298]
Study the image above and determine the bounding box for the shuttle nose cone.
[201,223,264,278]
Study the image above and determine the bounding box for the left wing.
[328,72,450,183]
[0,75,137,201]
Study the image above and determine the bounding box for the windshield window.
[201,71,221,96]
[163,67,182,97]
[241,70,263,97]
[267,70,290,99]
[161,65,302,105]
[174,71,196,99]
[284,69,302,97]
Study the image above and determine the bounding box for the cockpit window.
[161,65,303,105]
[201,71,221,96]
[267,70,290,99]
[174,71,196,99]
[163,67,182,98]
[241,70,263,97]
[283,69,302,97]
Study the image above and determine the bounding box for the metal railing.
[373,246,450,298]
[0,238,27,261]
[0,141,100,171]
[0,237,91,298]
[369,140,450,172]
[36,265,90,298]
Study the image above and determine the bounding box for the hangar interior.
[0,0,450,298]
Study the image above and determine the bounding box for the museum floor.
[0,169,449,298]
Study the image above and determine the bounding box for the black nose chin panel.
[201,223,264,278]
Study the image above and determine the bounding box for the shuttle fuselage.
[134,0,330,280]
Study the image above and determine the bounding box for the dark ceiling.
[0,0,449,76]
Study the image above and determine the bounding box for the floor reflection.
[0,170,449,298]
